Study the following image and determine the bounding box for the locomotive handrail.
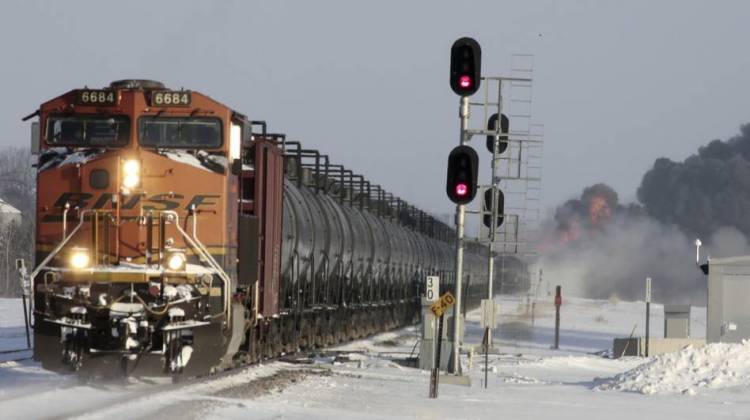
[62,203,70,240]
[163,210,232,329]
[28,209,93,325]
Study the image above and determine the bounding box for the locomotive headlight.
[166,250,187,271]
[122,159,140,189]
[70,248,90,270]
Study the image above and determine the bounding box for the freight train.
[21,80,528,378]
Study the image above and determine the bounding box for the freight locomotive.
[22,80,527,378]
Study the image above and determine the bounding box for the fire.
[559,228,581,243]
[547,184,620,250]
[554,195,612,246]
[589,196,612,227]
[557,219,581,244]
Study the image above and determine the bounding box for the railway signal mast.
[446,37,481,374]
[446,39,541,375]
[477,62,541,353]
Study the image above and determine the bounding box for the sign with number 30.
[425,276,439,302]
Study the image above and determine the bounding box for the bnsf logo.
[50,192,220,212]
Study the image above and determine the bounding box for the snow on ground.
[2,294,750,419]
[598,340,750,395]
[0,298,31,359]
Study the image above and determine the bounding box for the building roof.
[0,198,21,214]
[708,255,750,266]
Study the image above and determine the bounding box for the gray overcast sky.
[2,0,750,217]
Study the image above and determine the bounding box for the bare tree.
[0,147,35,297]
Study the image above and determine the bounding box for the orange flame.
[589,196,612,227]
[557,219,581,244]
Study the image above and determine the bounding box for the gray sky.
[2,0,750,217]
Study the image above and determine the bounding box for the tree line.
[0,147,34,297]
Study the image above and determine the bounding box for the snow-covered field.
[2,294,750,419]
[0,298,31,361]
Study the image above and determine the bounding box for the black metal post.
[484,327,489,389]
[21,292,30,348]
[554,285,561,350]
[429,314,444,398]
[146,212,153,266]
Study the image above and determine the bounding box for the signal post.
[446,37,482,374]
[484,109,509,350]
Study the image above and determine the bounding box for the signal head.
[446,145,479,204]
[482,187,505,229]
[486,113,510,154]
[450,37,482,96]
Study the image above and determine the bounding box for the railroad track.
[0,327,419,419]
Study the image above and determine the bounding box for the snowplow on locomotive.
[21,79,524,378]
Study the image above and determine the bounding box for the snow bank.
[598,340,750,395]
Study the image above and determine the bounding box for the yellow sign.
[430,292,456,317]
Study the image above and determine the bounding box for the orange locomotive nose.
[38,151,227,264]
[30,80,238,376]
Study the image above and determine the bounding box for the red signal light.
[450,38,481,96]
[446,145,479,204]
[455,182,468,197]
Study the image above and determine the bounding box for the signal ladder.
[467,54,544,259]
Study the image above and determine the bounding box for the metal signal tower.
[467,54,544,349]
[445,41,543,374]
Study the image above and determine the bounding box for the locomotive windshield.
[46,115,130,147]
[138,116,222,148]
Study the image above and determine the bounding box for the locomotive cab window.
[138,117,222,148]
[46,115,130,147]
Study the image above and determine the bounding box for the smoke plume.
[540,125,750,304]
[638,123,750,241]
[541,184,702,304]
